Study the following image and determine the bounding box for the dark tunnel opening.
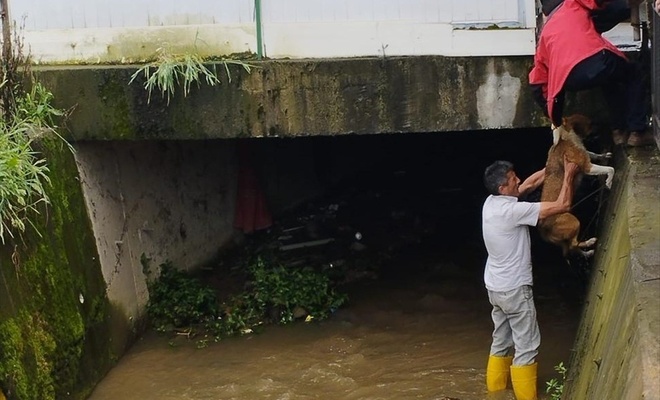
[216,126,610,309]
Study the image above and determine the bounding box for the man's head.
[484,160,521,197]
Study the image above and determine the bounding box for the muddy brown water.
[88,247,582,400]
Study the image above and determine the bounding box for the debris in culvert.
[280,238,335,251]
[221,177,461,290]
[350,242,367,252]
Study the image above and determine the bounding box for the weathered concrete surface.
[73,140,239,323]
[34,57,551,141]
[563,146,660,400]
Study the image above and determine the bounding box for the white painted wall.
[12,0,538,62]
[13,0,532,29]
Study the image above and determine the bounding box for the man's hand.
[656,0,660,15]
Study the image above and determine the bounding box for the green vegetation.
[0,20,69,244]
[546,361,567,400]
[1,21,111,400]
[129,46,253,104]
[143,256,348,343]
[146,261,219,329]
[0,81,69,243]
[0,312,57,399]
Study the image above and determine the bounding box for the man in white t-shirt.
[482,156,579,400]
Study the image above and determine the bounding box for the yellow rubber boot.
[510,363,538,400]
[486,355,513,392]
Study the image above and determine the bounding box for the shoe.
[486,354,513,392]
[627,130,655,147]
[510,363,538,400]
[612,129,628,145]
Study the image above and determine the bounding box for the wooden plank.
[279,238,335,251]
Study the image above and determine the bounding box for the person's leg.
[486,291,514,392]
[489,292,514,356]
[564,51,625,130]
[564,50,648,144]
[504,286,540,365]
[618,60,655,145]
[503,285,540,400]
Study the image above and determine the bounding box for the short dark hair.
[484,160,513,195]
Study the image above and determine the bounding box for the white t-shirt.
[482,195,541,292]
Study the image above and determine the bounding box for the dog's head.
[562,114,593,139]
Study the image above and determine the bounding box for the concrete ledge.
[564,145,660,399]
[34,56,549,141]
[626,146,660,399]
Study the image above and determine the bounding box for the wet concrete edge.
[626,146,660,399]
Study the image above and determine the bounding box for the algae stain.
[98,75,135,139]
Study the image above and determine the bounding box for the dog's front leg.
[587,150,613,163]
[587,164,615,189]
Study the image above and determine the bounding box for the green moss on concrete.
[98,75,135,139]
[0,136,116,400]
[0,312,57,399]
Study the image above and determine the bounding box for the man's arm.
[519,168,545,196]
[538,158,580,220]
[530,85,549,118]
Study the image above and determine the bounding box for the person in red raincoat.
[233,143,273,234]
[529,0,654,147]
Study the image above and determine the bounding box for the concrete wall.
[73,140,238,321]
[563,147,660,400]
[35,56,547,142]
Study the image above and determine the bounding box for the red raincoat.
[528,0,627,120]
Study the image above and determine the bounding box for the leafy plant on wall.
[129,35,254,104]
[0,16,71,245]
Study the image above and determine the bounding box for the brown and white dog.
[538,115,614,258]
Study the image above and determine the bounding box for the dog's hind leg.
[578,237,597,248]
[580,249,595,258]
[567,236,596,259]
[576,237,597,258]
[567,242,595,258]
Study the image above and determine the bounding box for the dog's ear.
[565,114,592,138]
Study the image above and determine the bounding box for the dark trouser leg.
[564,50,647,132]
